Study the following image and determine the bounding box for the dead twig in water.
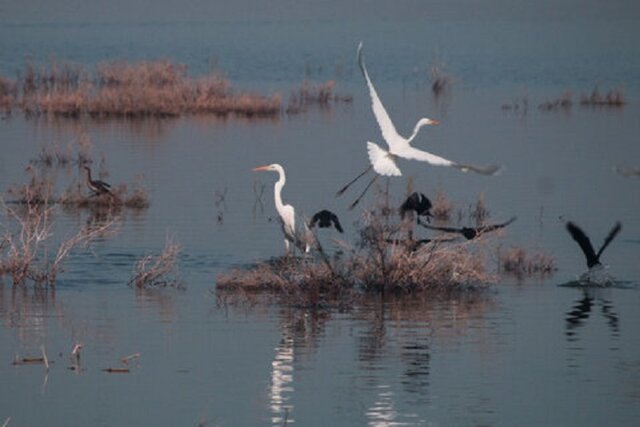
[127,234,182,288]
[102,367,130,373]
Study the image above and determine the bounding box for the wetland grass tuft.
[498,246,555,278]
[286,80,353,114]
[2,60,353,119]
[128,236,182,289]
[217,194,496,304]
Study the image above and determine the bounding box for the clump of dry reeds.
[217,194,495,305]
[538,91,573,111]
[127,236,182,289]
[431,189,453,222]
[9,59,283,118]
[580,86,626,107]
[286,80,353,114]
[468,192,490,226]
[0,76,17,111]
[59,169,150,210]
[30,132,92,167]
[537,87,626,111]
[5,166,54,206]
[498,246,555,278]
[0,194,117,287]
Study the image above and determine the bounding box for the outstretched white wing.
[358,42,406,153]
[398,146,455,167]
[367,142,402,176]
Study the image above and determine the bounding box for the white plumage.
[253,163,310,254]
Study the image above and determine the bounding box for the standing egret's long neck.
[85,168,92,182]
[273,167,286,217]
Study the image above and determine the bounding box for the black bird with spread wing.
[566,221,622,269]
[420,216,517,240]
[83,166,112,196]
[309,210,344,233]
[400,192,433,222]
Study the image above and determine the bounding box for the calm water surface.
[1,3,640,426]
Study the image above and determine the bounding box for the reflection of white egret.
[269,332,295,426]
[365,384,403,427]
[338,42,501,209]
[253,163,310,254]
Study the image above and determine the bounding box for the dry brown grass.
[538,91,573,111]
[580,86,626,107]
[128,235,182,289]
[3,60,357,119]
[59,182,150,210]
[431,189,453,222]
[9,59,283,118]
[286,80,353,114]
[217,197,495,305]
[0,76,17,111]
[5,166,54,206]
[498,245,555,278]
[0,193,117,287]
[30,133,92,167]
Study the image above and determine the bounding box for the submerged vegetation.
[0,60,351,119]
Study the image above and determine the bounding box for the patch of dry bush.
[217,198,495,305]
[498,246,555,278]
[0,195,117,287]
[286,80,353,114]
[8,60,285,118]
[128,236,182,289]
[431,189,453,222]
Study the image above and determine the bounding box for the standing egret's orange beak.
[431,119,440,125]
[252,165,270,172]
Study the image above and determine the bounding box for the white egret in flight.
[338,42,501,209]
[253,163,310,254]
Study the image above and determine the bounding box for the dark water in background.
[1,2,640,426]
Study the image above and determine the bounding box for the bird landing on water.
[564,220,622,287]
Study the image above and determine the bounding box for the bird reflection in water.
[268,309,330,426]
[565,289,620,343]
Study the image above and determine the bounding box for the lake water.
[1,2,640,426]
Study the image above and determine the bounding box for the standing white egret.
[253,163,310,254]
[338,42,501,209]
